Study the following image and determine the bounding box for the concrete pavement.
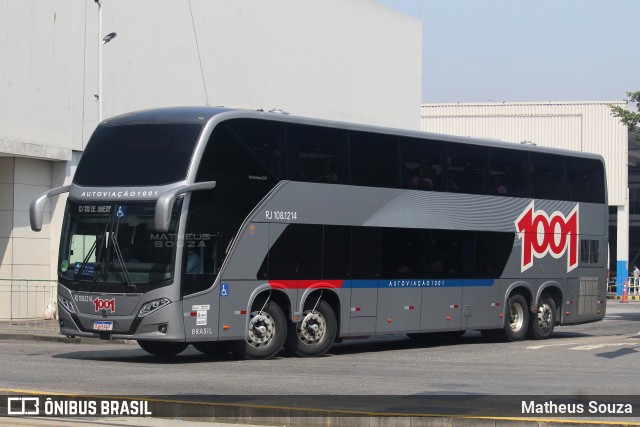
[1,304,640,427]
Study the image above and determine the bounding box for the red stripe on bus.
[269,280,344,290]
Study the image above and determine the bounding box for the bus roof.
[101,106,235,126]
[102,106,604,162]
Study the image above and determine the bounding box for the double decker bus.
[30,107,608,359]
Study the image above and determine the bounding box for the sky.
[375,0,639,104]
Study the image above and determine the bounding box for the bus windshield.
[58,201,181,292]
[73,123,203,186]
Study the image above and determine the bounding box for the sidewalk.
[608,294,640,301]
[0,319,133,345]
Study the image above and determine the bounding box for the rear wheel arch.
[285,289,340,357]
[505,282,533,310]
[247,287,292,320]
[300,289,341,334]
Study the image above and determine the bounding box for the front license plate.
[93,321,113,331]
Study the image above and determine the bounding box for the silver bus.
[30,107,608,359]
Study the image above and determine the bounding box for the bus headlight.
[58,295,76,314]
[138,298,171,318]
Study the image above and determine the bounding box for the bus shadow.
[546,331,592,339]
[329,330,593,356]
[52,346,240,364]
[329,336,465,356]
[51,337,461,363]
[52,330,594,363]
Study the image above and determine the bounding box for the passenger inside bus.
[186,248,202,274]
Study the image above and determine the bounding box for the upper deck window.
[350,131,399,188]
[287,124,348,184]
[530,153,567,201]
[73,124,203,186]
[567,157,605,204]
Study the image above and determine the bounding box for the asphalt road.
[0,302,638,397]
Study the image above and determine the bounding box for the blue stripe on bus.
[343,279,494,289]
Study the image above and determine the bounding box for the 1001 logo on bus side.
[515,202,579,273]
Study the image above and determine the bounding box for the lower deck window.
[259,224,514,281]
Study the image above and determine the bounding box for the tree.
[611,91,640,143]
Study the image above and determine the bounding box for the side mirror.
[30,185,71,232]
[154,181,216,232]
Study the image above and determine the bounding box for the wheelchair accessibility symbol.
[220,283,229,297]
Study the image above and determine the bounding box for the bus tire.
[193,341,231,355]
[232,301,286,360]
[527,296,556,340]
[286,300,337,357]
[504,294,529,341]
[481,294,529,342]
[137,340,188,357]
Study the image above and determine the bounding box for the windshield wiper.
[110,234,136,292]
[110,214,136,292]
[86,210,113,292]
[86,234,106,293]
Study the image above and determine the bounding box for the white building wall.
[0,158,53,279]
[0,2,84,159]
[0,158,14,281]
[11,158,52,281]
[101,0,422,130]
[0,0,421,149]
[0,0,421,300]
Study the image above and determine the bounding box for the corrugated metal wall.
[421,102,628,206]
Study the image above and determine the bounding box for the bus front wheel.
[232,301,286,360]
[285,300,337,357]
[137,340,188,357]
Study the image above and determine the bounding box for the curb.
[1,389,639,427]
[607,295,640,301]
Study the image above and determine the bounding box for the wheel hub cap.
[247,312,275,348]
[537,304,552,329]
[298,310,326,344]
[509,302,524,332]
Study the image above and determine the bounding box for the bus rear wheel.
[504,294,529,341]
[527,296,556,340]
[232,301,286,360]
[481,294,529,342]
[137,340,188,357]
[286,300,337,357]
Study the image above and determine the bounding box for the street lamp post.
[94,0,116,123]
